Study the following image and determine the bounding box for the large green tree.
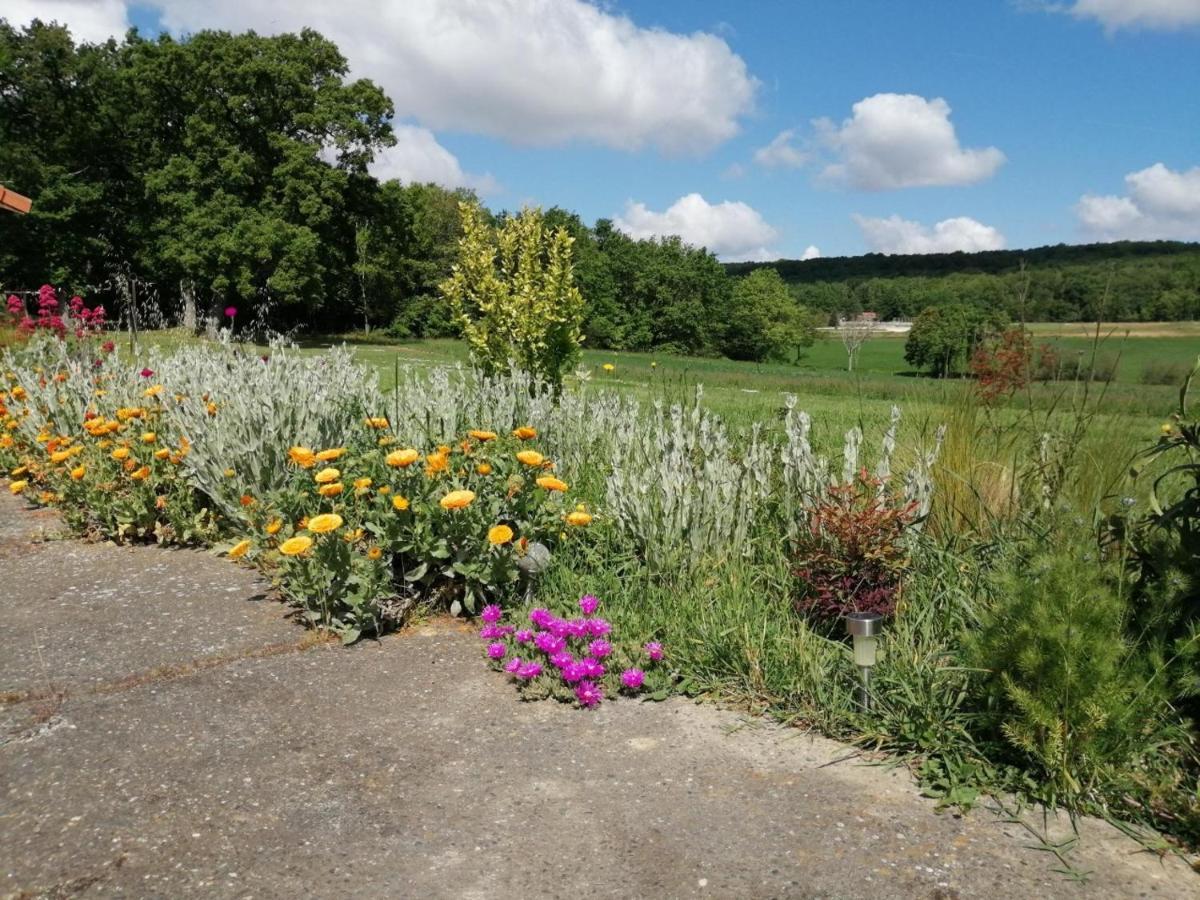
[904,303,1006,377]
[722,268,815,363]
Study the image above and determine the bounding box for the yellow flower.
[143,384,164,397]
[343,528,364,543]
[307,513,344,534]
[265,518,283,535]
[206,401,219,416]
[10,479,28,494]
[367,546,383,561]
[536,476,568,492]
[488,524,514,545]
[70,465,86,481]
[1161,423,1174,435]
[141,432,156,444]
[116,406,144,421]
[0,435,12,449]
[353,476,373,490]
[316,447,346,462]
[49,449,72,464]
[228,539,252,560]
[565,511,593,527]
[377,436,394,446]
[317,482,344,497]
[288,446,317,468]
[650,361,658,369]
[386,448,420,468]
[602,363,614,372]
[10,465,28,477]
[425,452,450,476]
[439,489,476,510]
[154,448,170,460]
[279,535,313,556]
[469,429,497,441]
[223,468,236,478]
[516,450,544,467]
[314,467,340,484]
[11,386,26,401]
[392,495,410,511]
[512,426,537,440]
[476,463,492,476]
[111,447,131,461]
[123,458,138,472]
[377,485,392,495]
[365,416,389,429]
[130,465,151,481]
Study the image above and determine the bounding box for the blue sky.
[12,0,1200,259]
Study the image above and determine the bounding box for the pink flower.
[504,657,523,674]
[561,662,586,684]
[480,604,502,624]
[486,642,507,660]
[515,629,533,643]
[644,641,664,662]
[140,368,154,378]
[101,340,115,353]
[564,619,589,639]
[529,608,553,628]
[586,618,612,638]
[550,651,574,670]
[575,681,603,708]
[516,662,542,680]
[621,668,645,690]
[579,594,599,616]
[587,639,612,659]
[479,624,506,640]
[225,306,238,318]
[533,631,565,655]
[580,657,605,679]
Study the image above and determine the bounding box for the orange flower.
[516,450,544,467]
[365,416,389,429]
[154,448,170,460]
[288,446,317,468]
[111,447,130,461]
[512,426,537,440]
[227,539,252,560]
[313,467,340,484]
[49,449,73,464]
[130,465,151,481]
[206,402,219,416]
[353,476,372,490]
[70,465,86,481]
[565,511,593,527]
[367,546,383,560]
[392,495,410,511]
[469,429,497,441]
[476,463,492,476]
[317,482,344,497]
[141,432,156,444]
[265,518,283,535]
[385,448,420,468]
[488,524,514,545]
[316,447,346,462]
[143,384,164,398]
[439,489,476,510]
[536,476,568,492]
[279,535,313,556]
[240,494,255,507]
[425,451,450,477]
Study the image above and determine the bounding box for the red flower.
[140,368,154,378]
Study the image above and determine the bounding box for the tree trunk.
[181,280,197,333]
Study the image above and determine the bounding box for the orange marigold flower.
[488,524,514,545]
[377,485,392,495]
[469,429,497,441]
[425,452,450,477]
[70,465,86,481]
[288,446,317,468]
[392,495,409,511]
[367,546,383,561]
[141,432,156,444]
[314,467,340,484]
[9,479,28,494]
[536,476,568,492]
[130,465,151,481]
[111,447,130,461]
[228,539,252,560]
[123,458,138,472]
[316,448,346,462]
[265,518,283,535]
[307,513,344,534]
[516,450,544,467]
[154,448,170,460]
[342,528,364,543]
[565,511,593,527]
[512,426,537,440]
[279,535,313,556]
[49,449,73,464]
[385,448,420,468]
[365,416,389,429]
[240,494,255,507]
[439,489,476,510]
[143,384,164,398]
[206,402,219,416]
[353,477,372,490]
[317,482,344,498]
[476,463,492,476]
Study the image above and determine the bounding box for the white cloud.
[753,129,808,168]
[4,0,129,44]
[113,0,756,155]
[853,214,1006,254]
[1067,0,1200,31]
[815,93,1005,190]
[800,245,822,260]
[614,193,779,261]
[370,126,498,194]
[1076,162,1200,240]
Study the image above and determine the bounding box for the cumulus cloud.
[815,93,1005,190]
[77,0,751,155]
[614,193,779,261]
[1066,0,1200,31]
[4,0,129,44]
[370,126,498,194]
[853,214,1006,254]
[1076,162,1200,240]
[801,245,822,260]
[753,129,808,168]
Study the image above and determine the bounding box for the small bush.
[1139,359,1193,386]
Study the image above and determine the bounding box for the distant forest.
[727,242,1200,324]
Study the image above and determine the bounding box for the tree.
[440,203,584,394]
[839,316,874,372]
[722,268,815,362]
[904,304,1006,377]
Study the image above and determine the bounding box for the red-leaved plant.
[791,469,918,622]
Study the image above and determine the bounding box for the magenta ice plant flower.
[486,642,507,660]
[550,651,574,670]
[644,641,664,662]
[224,306,238,318]
[579,657,605,679]
[561,662,586,684]
[575,681,603,708]
[479,624,506,640]
[480,604,502,624]
[515,629,533,644]
[517,662,543,680]
[504,657,523,674]
[579,594,599,616]
[587,639,612,659]
[621,668,645,690]
[586,618,612,638]
[529,608,552,628]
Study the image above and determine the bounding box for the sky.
[5,0,1200,260]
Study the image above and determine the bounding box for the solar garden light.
[844,612,884,711]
